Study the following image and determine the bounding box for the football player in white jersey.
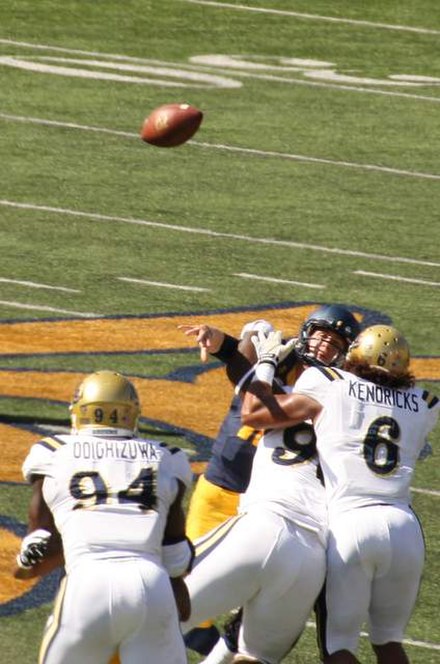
[15,370,194,664]
[242,325,439,664]
[179,306,361,664]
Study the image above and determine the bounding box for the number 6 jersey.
[22,434,192,572]
[293,366,439,516]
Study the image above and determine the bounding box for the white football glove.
[251,330,296,367]
[16,529,52,569]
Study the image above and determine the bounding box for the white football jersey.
[23,433,192,572]
[239,417,327,541]
[293,366,439,514]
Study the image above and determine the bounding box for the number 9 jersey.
[22,434,192,573]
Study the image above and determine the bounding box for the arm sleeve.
[22,440,55,482]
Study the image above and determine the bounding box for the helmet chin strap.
[302,348,344,368]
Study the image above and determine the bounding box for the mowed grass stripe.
[183,0,440,36]
[1,113,440,181]
[1,199,439,269]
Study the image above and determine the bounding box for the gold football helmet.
[346,325,410,376]
[70,370,140,434]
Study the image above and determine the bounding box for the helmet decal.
[346,325,410,376]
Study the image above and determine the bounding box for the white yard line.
[183,0,440,36]
[304,620,440,650]
[1,199,439,269]
[233,272,324,289]
[118,277,211,292]
[412,487,440,497]
[0,300,100,317]
[1,113,440,181]
[0,112,135,136]
[354,270,440,287]
[195,141,440,181]
[0,277,80,293]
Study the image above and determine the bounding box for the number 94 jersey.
[22,434,192,572]
[293,366,439,515]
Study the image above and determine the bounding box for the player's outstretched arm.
[178,323,226,361]
[178,321,276,387]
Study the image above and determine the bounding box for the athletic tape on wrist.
[254,362,276,384]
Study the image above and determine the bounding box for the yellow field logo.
[0,303,438,614]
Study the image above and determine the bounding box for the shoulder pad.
[37,436,67,452]
[315,366,345,382]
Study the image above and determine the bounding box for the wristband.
[211,334,239,363]
[254,362,276,385]
[234,366,256,395]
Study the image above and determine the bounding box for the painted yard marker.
[354,270,440,287]
[0,277,81,293]
[118,277,211,292]
[233,272,325,289]
[0,300,100,317]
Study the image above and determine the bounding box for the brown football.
[140,103,203,147]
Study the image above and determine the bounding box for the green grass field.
[0,1,439,662]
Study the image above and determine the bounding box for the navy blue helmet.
[295,304,361,367]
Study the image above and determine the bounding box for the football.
[140,103,203,147]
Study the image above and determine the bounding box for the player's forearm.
[170,576,191,621]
